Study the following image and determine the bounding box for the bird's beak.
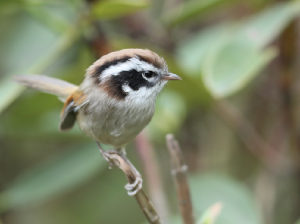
[162,73,182,81]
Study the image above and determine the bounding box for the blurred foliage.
[91,0,149,19]
[1,0,300,224]
[142,173,260,224]
[162,0,238,27]
[177,1,300,98]
[190,174,261,224]
[0,142,108,211]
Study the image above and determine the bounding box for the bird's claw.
[96,143,143,196]
[101,150,120,168]
[125,176,143,196]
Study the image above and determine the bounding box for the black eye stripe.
[106,69,155,98]
[103,69,159,100]
[143,71,157,79]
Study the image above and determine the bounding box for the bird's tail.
[14,75,78,102]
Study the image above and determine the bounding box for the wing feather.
[14,75,78,101]
[59,90,87,131]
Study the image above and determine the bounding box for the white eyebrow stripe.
[99,58,162,80]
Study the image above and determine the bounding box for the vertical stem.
[135,132,170,224]
[278,21,300,160]
[166,134,194,224]
[277,18,300,223]
[215,100,287,172]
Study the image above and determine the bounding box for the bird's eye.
[143,71,156,79]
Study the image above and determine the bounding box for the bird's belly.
[77,105,154,148]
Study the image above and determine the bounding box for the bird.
[15,48,181,195]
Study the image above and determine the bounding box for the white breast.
[76,88,156,149]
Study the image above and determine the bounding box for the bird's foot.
[100,149,120,168]
[96,142,143,196]
[125,175,143,196]
[118,153,143,196]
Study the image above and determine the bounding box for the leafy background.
[1,0,300,224]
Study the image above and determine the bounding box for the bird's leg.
[96,143,142,196]
[117,148,143,196]
[96,142,120,168]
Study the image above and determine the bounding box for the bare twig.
[166,134,194,224]
[135,132,170,223]
[97,144,162,224]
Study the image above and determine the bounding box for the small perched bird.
[15,48,181,195]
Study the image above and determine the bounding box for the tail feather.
[14,75,78,101]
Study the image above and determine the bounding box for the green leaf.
[295,218,300,224]
[190,173,262,224]
[202,1,300,98]
[0,12,79,114]
[176,23,231,77]
[235,1,300,49]
[202,37,277,98]
[176,1,300,98]
[0,1,63,17]
[142,173,261,224]
[24,1,76,33]
[0,13,58,76]
[92,0,149,19]
[0,143,107,211]
[0,13,57,114]
[162,0,236,27]
[197,203,223,224]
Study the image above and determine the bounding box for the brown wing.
[59,90,87,131]
[14,75,83,131]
